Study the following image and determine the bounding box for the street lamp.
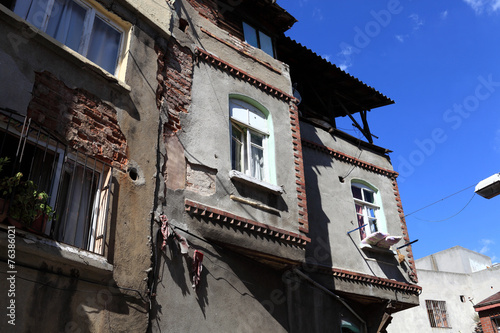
[475,173,500,199]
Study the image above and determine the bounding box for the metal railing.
[0,108,112,255]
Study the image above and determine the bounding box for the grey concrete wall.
[300,121,409,282]
[0,1,164,331]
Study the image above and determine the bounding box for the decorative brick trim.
[195,47,294,102]
[200,27,281,74]
[185,199,311,247]
[392,178,418,283]
[302,139,398,179]
[290,102,309,234]
[312,265,422,295]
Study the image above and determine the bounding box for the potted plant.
[0,157,55,233]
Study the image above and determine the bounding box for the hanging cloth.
[192,250,204,289]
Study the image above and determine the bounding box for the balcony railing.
[0,108,112,255]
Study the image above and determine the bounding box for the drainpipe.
[293,269,367,333]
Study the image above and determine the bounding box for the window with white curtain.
[12,0,124,75]
[230,98,270,182]
[0,109,112,255]
[351,182,381,240]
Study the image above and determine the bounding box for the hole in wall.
[179,18,189,32]
[128,167,138,181]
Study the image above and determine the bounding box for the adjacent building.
[0,1,420,332]
[388,246,500,333]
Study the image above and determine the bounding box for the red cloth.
[192,250,204,289]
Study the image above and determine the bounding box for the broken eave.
[224,0,297,34]
[277,37,394,118]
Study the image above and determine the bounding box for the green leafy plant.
[0,157,55,227]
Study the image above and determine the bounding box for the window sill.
[0,6,131,94]
[229,170,283,194]
[0,224,113,283]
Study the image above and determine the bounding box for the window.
[230,98,273,183]
[351,182,381,240]
[425,300,451,328]
[11,0,124,75]
[242,22,274,57]
[0,109,112,255]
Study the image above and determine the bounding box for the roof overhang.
[277,37,394,119]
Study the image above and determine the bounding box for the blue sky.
[278,0,500,263]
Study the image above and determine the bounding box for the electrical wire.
[402,183,477,219]
[413,193,476,223]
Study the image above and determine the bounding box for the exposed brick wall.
[477,308,500,333]
[155,41,194,134]
[27,71,127,170]
[185,0,218,24]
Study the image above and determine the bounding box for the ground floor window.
[0,109,112,254]
[425,300,451,328]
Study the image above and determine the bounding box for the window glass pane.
[258,31,274,57]
[87,16,121,74]
[25,0,50,29]
[369,219,378,233]
[14,0,37,21]
[351,186,362,200]
[363,189,375,203]
[242,22,258,48]
[47,0,87,52]
[368,207,376,218]
[231,125,244,172]
[251,145,264,180]
[250,132,263,147]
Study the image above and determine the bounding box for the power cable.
[413,193,476,223]
[402,183,476,220]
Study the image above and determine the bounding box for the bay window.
[11,0,124,75]
[230,98,271,183]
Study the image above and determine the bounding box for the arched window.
[229,97,273,183]
[351,181,381,240]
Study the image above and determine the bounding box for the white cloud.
[409,13,424,31]
[312,7,324,21]
[336,46,354,71]
[479,239,494,254]
[463,0,500,14]
[441,10,449,19]
[395,34,407,43]
[322,54,331,62]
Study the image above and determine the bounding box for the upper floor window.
[242,21,274,57]
[11,0,124,75]
[230,97,273,183]
[351,182,381,240]
[425,300,451,328]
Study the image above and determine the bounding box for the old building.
[0,0,172,331]
[388,246,500,333]
[0,0,419,332]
